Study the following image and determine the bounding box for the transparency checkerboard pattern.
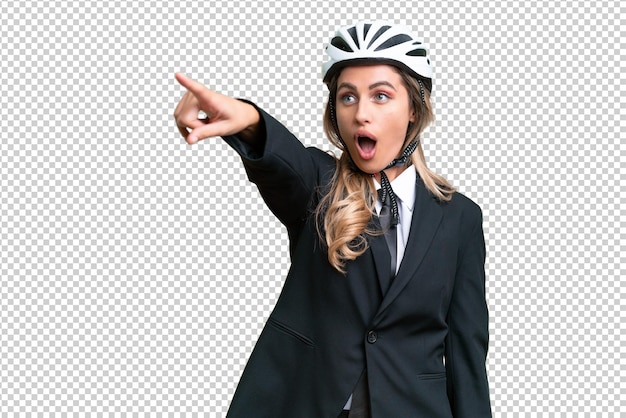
[0,1,623,416]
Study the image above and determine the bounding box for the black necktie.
[379,190,398,281]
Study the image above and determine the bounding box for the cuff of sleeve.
[221,99,268,161]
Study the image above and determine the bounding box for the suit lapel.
[373,180,443,321]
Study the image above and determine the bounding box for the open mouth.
[355,132,377,159]
[358,136,376,152]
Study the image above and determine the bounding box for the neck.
[374,165,408,183]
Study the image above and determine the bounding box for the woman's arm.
[173,73,335,229]
[444,203,492,417]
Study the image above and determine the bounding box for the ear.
[409,109,416,123]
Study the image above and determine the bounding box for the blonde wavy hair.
[315,66,455,273]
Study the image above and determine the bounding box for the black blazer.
[221,106,491,418]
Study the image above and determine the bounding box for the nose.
[355,100,371,124]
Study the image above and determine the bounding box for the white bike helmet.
[322,20,433,91]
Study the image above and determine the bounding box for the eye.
[374,92,390,102]
[339,93,357,104]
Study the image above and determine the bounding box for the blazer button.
[367,331,378,344]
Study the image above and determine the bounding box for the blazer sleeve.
[221,102,335,230]
[445,202,492,417]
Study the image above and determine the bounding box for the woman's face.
[335,64,415,180]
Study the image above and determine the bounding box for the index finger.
[175,73,208,96]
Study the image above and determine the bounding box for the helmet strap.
[344,137,420,226]
[417,79,425,106]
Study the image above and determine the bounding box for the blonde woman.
[174,20,491,418]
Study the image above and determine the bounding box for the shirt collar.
[374,167,416,212]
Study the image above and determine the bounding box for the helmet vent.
[375,34,413,51]
[406,48,427,57]
[347,27,360,48]
[367,25,391,49]
[331,36,354,52]
[363,23,372,38]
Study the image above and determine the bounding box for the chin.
[353,160,383,175]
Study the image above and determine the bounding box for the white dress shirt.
[373,167,416,274]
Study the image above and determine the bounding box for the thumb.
[187,119,240,144]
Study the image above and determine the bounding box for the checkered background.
[1,1,623,416]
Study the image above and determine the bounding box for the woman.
[174,20,491,418]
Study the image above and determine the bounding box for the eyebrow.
[337,81,397,92]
